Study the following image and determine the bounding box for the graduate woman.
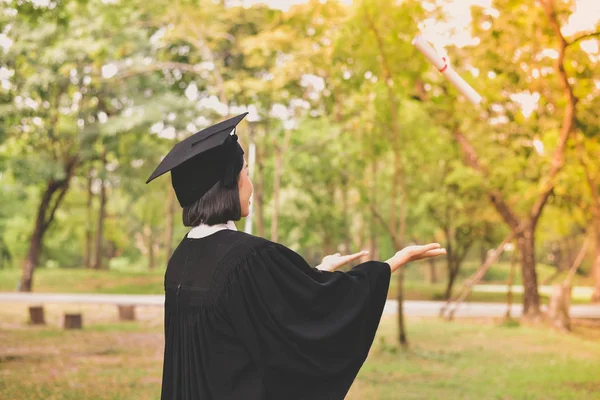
[147,113,446,400]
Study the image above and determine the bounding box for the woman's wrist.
[382,261,393,272]
[384,256,396,272]
[384,254,406,273]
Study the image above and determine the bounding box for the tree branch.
[43,183,69,233]
[453,130,521,229]
[178,14,228,106]
[111,61,205,81]
[441,229,519,319]
[564,238,589,286]
[368,203,401,248]
[568,31,600,48]
[42,157,78,232]
[532,0,578,224]
[363,7,403,240]
[577,135,600,214]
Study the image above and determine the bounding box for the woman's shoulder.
[217,231,313,279]
[217,231,274,263]
[217,231,296,268]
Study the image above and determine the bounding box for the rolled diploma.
[412,35,483,105]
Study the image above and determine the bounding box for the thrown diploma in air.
[412,35,483,106]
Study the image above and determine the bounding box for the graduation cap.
[146,112,248,207]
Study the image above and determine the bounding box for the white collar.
[187,220,237,239]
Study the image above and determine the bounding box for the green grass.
[0,263,595,304]
[388,280,583,304]
[386,260,594,303]
[350,317,600,400]
[1,303,599,400]
[400,260,593,286]
[0,304,163,400]
[0,268,164,294]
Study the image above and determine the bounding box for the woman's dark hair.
[182,179,241,227]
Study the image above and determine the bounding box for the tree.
[576,136,600,301]
[422,0,597,318]
[336,0,429,347]
[2,0,172,287]
[4,1,85,289]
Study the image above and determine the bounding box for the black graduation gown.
[161,230,390,400]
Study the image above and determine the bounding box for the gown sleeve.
[224,242,391,397]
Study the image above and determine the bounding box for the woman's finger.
[418,243,441,253]
[403,243,440,258]
[414,248,446,260]
[343,251,369,262]
[325,251,371,271]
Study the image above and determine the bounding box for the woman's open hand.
[385,243,446,273]
[316,250,370,272]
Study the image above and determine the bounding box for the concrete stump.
[28,306,45,325]
[548,284,571,331]
[118,305,136,321]
[63,313,83,330]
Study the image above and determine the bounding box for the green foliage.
[0,0,597,295]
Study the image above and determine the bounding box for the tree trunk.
[342,176,351,254]
[454,127,544,319]
[254,141,265,238]
[441,231,517,319]
[148,225,155,269]
[505,244,518,319]
[271,148,282,243]
[517,224,541,318]
[164,188,175,262]
[444,269,457,300]
[322,231,334,258]
[20,209,46,292]
[443,228,458,300]
[92,152,107,270]
[20,158,76,291]
[426,258,438,284]
[592,221,600,302]
[396,269,407,348]
[444,258,460,300]
[445,1,575,320]
[368,161,379,260]
[365,10,410,347]
[480,242,488,265]
[105,241,117,267]
[84,170,93,268]
[271,130,293,243]
[548,284,571,331]
[578,137,600,302]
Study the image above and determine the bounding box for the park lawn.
[0,304,164,400]
[0,265,594,304]
[351,317,600,400]
[390,280,573,305]
[398,260,593,287]
[0,268,165,294]
[1,303,599,400]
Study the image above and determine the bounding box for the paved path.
[0,292,163,306]
[472,284,595,300]
[383,300,600,318]
[1,292,599,318]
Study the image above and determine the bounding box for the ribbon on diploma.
[439,57,448,73]
[412,36,483,105]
